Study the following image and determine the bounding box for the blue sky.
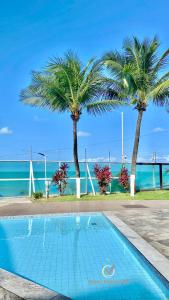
[0,0,169,162]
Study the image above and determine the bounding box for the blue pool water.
[0,214,169,299]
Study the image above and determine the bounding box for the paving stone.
[115,208,169,259]
[0,287,21,300]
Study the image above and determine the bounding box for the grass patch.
[32,190,169,202]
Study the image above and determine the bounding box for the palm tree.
[21,51,120,178]
[102,37,169,192]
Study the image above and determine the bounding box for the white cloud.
[0,127,13,135]
[164,155,169,162]
[152,127,167,133]
[87,156,116,162]
[137,154,169,163]
[157,155,169,162]
[137,156,148,162]
[77,131,91,137]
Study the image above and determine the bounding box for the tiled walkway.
[116,208,169,259]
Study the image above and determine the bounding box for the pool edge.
[103,211,169,283]
[0,211,169,298]
[0,267,71,299]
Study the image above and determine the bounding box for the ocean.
[0,161,168,197]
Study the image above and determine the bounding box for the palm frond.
[158,72,169,83]
[21,51,112,116]
[20,70,70,112]
[154,49,169,72]
[102,51,125,77]
[86,100,125,115]
[148,79,169,99]
[153,91,169,106]
[102,36,169,110]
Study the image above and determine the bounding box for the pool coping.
[0,268,71,299]
[103,211,169,283]
[0,211,169,298]
[0,211,99,220]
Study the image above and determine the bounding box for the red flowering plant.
[52,163,69,195]
[94,164,112,194]
[119,166,129,191]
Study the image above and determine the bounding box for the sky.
[0,0,169,162]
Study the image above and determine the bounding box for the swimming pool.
[0,214,168,299]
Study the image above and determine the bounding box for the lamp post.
[113,111,125,163]
[121,112,125,164]
[38,152,48,198]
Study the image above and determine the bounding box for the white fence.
[0,160,168,198]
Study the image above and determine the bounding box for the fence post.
[76,178,81,198]
[159,164,163,189]
[86,163,96,196]
[85,148,88,194]
[29,160,32,197]
[130,174,135,197]
[29,160,35,196]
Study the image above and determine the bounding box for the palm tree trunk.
[131,109,144,178]
[73,118,80,178]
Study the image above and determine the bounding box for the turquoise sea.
[0,161,168,197]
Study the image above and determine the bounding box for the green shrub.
[33,192,43,199]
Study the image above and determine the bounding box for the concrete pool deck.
[104,212,169,282]
[0,198,169,213]
[0,267,70,300]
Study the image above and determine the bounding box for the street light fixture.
[38,152,48,198]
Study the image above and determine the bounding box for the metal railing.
[0,160,169,197]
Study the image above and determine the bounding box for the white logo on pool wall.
[102,264,115,278]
